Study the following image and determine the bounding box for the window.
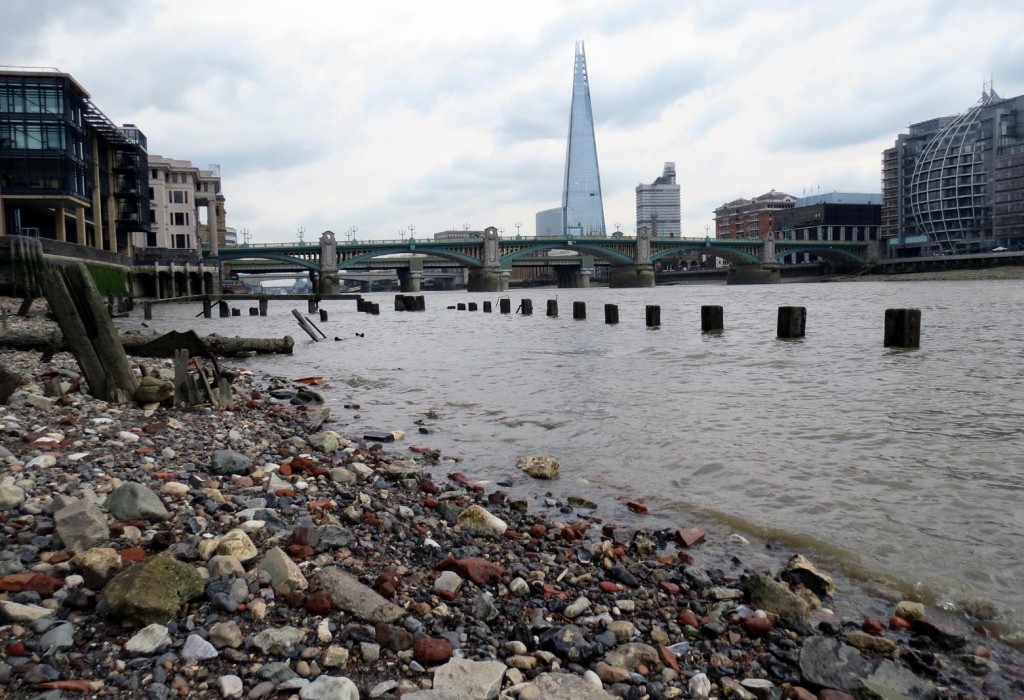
[148,187,154,200]
[170,191,186,204]
[172,212,187,226]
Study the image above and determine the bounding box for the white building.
[636,162,681,237]
[144,156,225,253]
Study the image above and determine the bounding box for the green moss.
[86,265,131,296]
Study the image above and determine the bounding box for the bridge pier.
[318,270,340,295]
[554,267,591,288]
[467,268,507,292]
[608,264,655,288]
[397,268,422,293]
[727,264,780,285]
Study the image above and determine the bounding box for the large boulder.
[104,482,170,522]
[101,552,204,626]
[516,455,559,479]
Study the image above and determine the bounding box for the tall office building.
[0,67,149,253]
[561,41,606,237]
[882,87,1024,256]
[636,162,681,237]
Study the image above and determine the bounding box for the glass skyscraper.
[561,41,606,237]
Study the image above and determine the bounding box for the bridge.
[214,228,877,293]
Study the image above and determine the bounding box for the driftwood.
[39,264,139,403]
[0,329,294,356]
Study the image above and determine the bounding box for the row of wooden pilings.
[449,298,922,348]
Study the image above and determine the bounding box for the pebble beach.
[1,298,1023,700]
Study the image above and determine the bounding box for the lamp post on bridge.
[346,226,357,243]
[297,227,306,245]
[515,221,522,238]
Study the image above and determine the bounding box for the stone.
[0,483,25,511]
[307,431,341,454]
[782,553,835,598]
[257,546,308,592]
[742,574,809,618]
[431,657,507,700]
[209,620,244,649]
[846,630,897,655]
[860,658,938,700]
[799,636,878,694]
[456,504,507,538]
[604,642,661,672]
[54,499,109,553]
[520,672,617,699]
[433,570,463,595]
[299,675,359,700]
[217,675,244,698]
[253,626,307,655]
[103,482,170,522]
[516,455,559,479]
[101,552,205,626]
[125,624,172,655]
[312,567,406,624]
[895,600,926,622]
[207,555,245,578]
[564,596,591,619]
[38,622,74,653]
[69,547,122,589]
[413,636,453,666]
[215,529,258,562]
[675,526,706,548]
[539,625,603,664]
[182,633,219,660]
[211,449,252,476]
[434,555,506,586]
[322,645,350,668]
[0,601,55,622]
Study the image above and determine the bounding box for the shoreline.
[1,301,1023,698]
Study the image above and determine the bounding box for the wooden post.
[547,300,558,317]
[173,349,189,405]
[701,305,723,332]
[604,304,619,324]
[143,301,153,320]
[258,297,268,316]
[483,301,492,313]
[291,309,322,341]
[39,263,139,403]
[308,298,318,313]
[249,307,259,316]
[218,301,229,318]
[357,299,366,312]
[231,308,240,316]
[370,302,380,315]
[415,295,425,311]
[203,297,212,319]
[457,303,466,311]
[885,308,921,348]
[319,309,328,322]
[646,305,661,327]
[468,302,478,311]
[499,298,511,314]
[573,301,586,320]
[394,294,405,312]
[520,299,533,315]
[777,306,806,339]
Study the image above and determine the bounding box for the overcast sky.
[5,0,1024,243]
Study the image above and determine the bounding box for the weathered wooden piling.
[249,308,259,316]
[520,299,533,315]
[369,302,380,315]
[357,299,366,312]
[203,298,212,319]
[884,308,921,348]
[499,298,511,314]
[143,302,153,320]
[291,309,321,341]
[307,298,318,313]
[218,301,230,318]
[394,295,406,312]
[547,300,558,317]
[258,297,268,316]
[457,303,466,311]
[646,305,661,327]
[604,303,619,324]
[777,306,806,339]
[573,301,586,320]
[701,305,723,333]
[319,309,328,322]
[468,302,478,311]
[231,308,240,317]
[483,301,492,312]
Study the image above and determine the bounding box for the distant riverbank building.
[882,87,1024,256]
[636,162,681,237]
[714,190,796,239]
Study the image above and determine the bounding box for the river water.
[133,280,1024,639]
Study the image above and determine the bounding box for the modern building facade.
[774,193,881,263]
[636,162,681,237]
[0,67,149,254]
[536,42,607,237]
[147,156,225,255]
[714,190,796,239]
[882,88,1024,256]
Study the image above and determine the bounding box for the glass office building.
[561,42,606,237]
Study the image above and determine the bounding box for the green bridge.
[216,228,877,292]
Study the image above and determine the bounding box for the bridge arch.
[220,250,321,271]
[650,243,760,265]
[500,241,634,267]
[338,248,484,269]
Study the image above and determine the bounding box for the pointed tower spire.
[561,41,606,236]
